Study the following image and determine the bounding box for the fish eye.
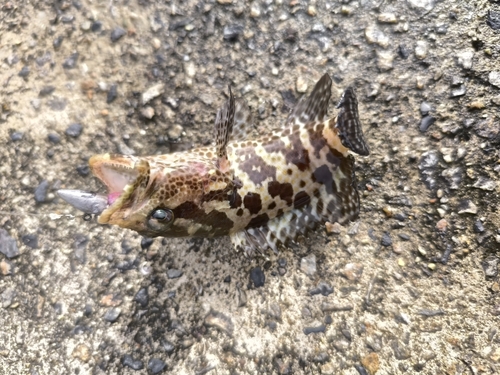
[147,208,174,232]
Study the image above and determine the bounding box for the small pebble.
[457,200,478,215]
[65,123,83,138]
[161,340,175,354]
[10,132,23,142]
[303,323,326,335]
[0,229,20,259]
[420,102,431,115]
[62,53,79,69]
[365,25,389,48]
[103,308,121,322]
[309,282,334,296]
[487,11,500,30]
[39,86,56,97]
[76,165,90,176]
[250,4,261,18]
[325,222,342,234]
[21,234,38,249]
[72,344,91,362]
[381,232,392,247]
[134,288,149,307]
[482,256,499,278]
[488,71,500,88]
[378,13,397,23]
[436,219,448,232]
[250,266,265,287]
[296,76,308,93]
[0,260,13,276]
[300,254,317,276]
[107,84,118,104]
[80,21,91,31]
[342,263,363,281]
[122,354,144,370]
[142,83,164,105]
[167,269,183,279]
[223,24,243,41]
[167,125,184,140]
[456,49,474,69]
[140,237,154,249]
[473,221,485,233]
[18,66,30,77]
[141,106,155,119]
[34,180,50,203]
[53,36,64,50]
[361,353,380,375]
[148,358,167,374]
[91,21,102,32]
[110,27,126,42]
[204,311,234,335]
[473,177,496,191]
[307,6,317,16]
[48,133,61,144]
[451,85,466,97]
[415,40,428,59]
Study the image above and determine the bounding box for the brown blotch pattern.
[243,192,262,215]
[267,181,293,206]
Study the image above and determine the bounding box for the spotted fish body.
[87,74,369,255]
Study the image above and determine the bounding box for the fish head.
[90,153,234,238]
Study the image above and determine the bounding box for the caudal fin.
[335,87,370,156]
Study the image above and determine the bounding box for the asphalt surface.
[0,0,499,374]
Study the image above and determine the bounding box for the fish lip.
[89,154,139,223]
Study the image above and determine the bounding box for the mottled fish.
[58,74,369,255]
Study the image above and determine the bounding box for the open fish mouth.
[57,154,140,220]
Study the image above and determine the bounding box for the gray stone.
[0,229,20,259]
[300,254,317,276]
[489,71,500,88]
[34,180,50,203]
[142,83,164,105]
[473,177,496,191]
[167,269,183,279]
[103,308,121,322]
[456,49,474,69]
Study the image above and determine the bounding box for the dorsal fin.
[286,73,332,127]
[335,87,370,156]
[215,86,235,172]
[231,98,253,141]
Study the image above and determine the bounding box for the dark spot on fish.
[230,191,242,208]
[312,165,334,195]
[267,181,294,205]
[243,192,262,215]
[248,213,270,228]
[326,152,340,168]
[294,191,310,209]
[277,208,284,217]
[236,148,277,186]
[268,202,276,210]
[287,169,293,175]
[308,126,327,158]
[171,201,234,237]
[300,180,306,188]
[283,134,310,172]
[236,208,244,216]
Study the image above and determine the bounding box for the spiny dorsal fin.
[231,98,253,141]
[286,73,332,127]
[215,86,235,172]
[335,87,370,156]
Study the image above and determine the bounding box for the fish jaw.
[89,154,146,227]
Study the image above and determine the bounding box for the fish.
[58,73,370,256]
